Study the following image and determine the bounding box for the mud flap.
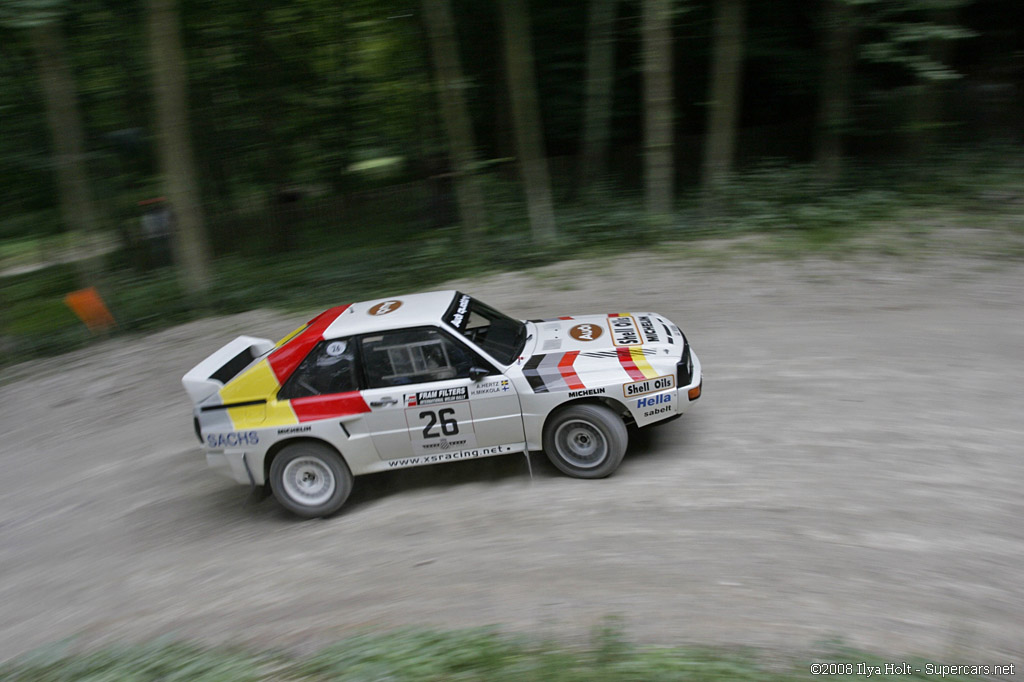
[242,454,270,504]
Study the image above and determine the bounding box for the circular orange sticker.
[368,300,403,316]
[569,323,603,341]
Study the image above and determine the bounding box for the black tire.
[542,404,628,479]
[269,442,353,518]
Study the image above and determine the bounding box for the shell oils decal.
[607,314,641,346]
[623,374,675,398]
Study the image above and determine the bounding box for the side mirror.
[469,366,489,382]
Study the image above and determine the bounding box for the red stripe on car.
[616,347,646,381]
[557,350,585,389]
[291,391,370,422]
[267,305,350,383]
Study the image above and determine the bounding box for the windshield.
[444,292,527,366]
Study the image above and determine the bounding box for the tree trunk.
[30,19,102,284]
[421,0,487,239]
[148,0,212,299]
[815,0,855,186]
[578,0,618,195]
[642,0,673,219]
[500,0,556,241]
[702,0,745,202]
[909,8,957,158]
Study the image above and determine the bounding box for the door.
[357,327,525,462]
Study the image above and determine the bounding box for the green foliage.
[0,628,993,681]
[2,150,1022,368]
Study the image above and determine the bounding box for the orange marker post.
[64,287,117,333]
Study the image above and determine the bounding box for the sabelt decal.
[569,323,603,341]
[368,300,402,316]
[607,315,641,346]
[623,374,675,397]
[405,386,468,407]
[635,392,676,419]
[523,351,586,393]
[448,294,471,330]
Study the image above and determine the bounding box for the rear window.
[278,339,358,399]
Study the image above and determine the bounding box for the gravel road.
[1,248,1022,664]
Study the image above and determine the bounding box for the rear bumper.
[206,451,252,486]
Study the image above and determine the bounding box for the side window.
[279,339,357,399]
[361,328,476,388]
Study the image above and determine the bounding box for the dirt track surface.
[2,248,1022,664]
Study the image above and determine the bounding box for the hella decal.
[636,393,672,408]
[623,374,675,397]
[206,431,260,448]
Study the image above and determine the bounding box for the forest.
[0,0,1021,361]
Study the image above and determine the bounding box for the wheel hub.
[281,456,336,505]
[554,420,608,468]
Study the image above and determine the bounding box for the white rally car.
[182,291,701,517]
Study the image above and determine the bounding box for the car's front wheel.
[542,404,627,479]
[269,442,353,518]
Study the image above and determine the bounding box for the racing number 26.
[420,408,459,438]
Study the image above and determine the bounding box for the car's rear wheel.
[269,442,352,518]
[543,404,627,479]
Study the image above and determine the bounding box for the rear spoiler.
[181,335,275,404]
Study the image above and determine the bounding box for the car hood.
[528,313,682,355]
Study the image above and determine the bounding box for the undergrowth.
[0,624,990,682]
[2,149,1021,368]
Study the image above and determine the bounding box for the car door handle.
[370,397,398,407]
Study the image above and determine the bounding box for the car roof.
[322,290,459,339]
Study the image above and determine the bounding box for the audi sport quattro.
[182,291,702,517]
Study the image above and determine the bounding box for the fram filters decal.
[623,374,675,397]
[405,386,468,407]
[608,315,641,346]
[206,431,259,448]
